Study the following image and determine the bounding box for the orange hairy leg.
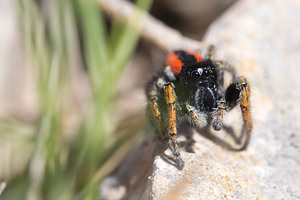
[150,97,166,138]
[163,82,184,169]
[147,82,167,139]
[237,76,252,150]
[163,83,176,138]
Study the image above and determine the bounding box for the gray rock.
[101,0,300,199]
[203,0,300,198]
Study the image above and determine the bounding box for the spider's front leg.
[163,82,184,169]
[235,76,252,149]
[212,76,252,150]
[212,59,237,130]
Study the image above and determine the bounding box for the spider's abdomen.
[165,50,202,76]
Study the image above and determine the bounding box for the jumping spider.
[146,45,252,169]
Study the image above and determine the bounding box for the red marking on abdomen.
[165,50,203,76]
[185,50,203,63]
[165,52,183,76]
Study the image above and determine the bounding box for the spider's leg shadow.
[155,135,185,170]
[223,125,242,145]
[157,121,250,169]
[159,154,182,169]
[178,121,196,153]
[196,124,250,152]
[156,121,195,170]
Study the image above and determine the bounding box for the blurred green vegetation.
[0,0,152,199]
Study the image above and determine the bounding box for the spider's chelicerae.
[146,45,252,169]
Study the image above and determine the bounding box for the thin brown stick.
[97,0,203,51]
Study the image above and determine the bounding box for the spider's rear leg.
[215,61,237,78]
[147,66,176,139]
[212,76,252,150]
[215,60,237,91]
[163,82,184,169]
[205,45,216,60]
[147,66,184,169]
[149,96,166,140]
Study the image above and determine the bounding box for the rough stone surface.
[100,0,300,199]
[202,0,300,198]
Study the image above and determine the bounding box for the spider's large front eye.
[202,70,209,78]
[191,71,200,79]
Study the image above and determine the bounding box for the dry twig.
[97,0,203,51]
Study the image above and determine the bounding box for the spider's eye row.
[203,70,209,77]
[191,70,200,79]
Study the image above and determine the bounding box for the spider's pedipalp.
[212,98,226,131]
[186,104,208,129]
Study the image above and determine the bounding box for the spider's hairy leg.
[163,82,184,169]
[146,66,184,169]
[212,59,236,130]
[212,98,226,131]
[215,60,237,81]
[236,76,252,150]
[147,65,176,138]
[215,60,237,93]
[205,45,216,60]
[148,86,166,139]
[163,65,176,81]
[186,104,208,129]
[225,76,253,150]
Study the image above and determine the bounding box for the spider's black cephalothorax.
[146,45,252,169]
[177,59,219,112]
